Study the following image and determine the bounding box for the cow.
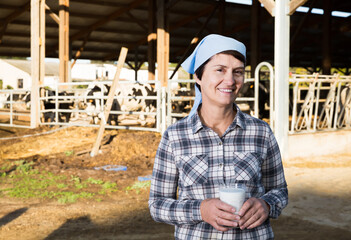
[84,82,157,126]
[41,89,75,124]
[0,93,9,109]
[4,91,31,111]
[85,84,120,125]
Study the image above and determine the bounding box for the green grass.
[0,161,119,204]
[125,181,151,194]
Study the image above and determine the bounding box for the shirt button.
[219,163,223,168]
[218,141,222,145]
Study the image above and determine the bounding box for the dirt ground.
[0,126,351,240]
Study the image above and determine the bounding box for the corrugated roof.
[0,0,350,70]
[3,59,59,76]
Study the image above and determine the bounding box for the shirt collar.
[189,103,247,134]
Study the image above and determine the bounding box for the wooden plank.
[59,0,69,83]
[30,0,40,128]
[40,0,45,86]
[157,0,166,87]
[289,0,308,15]
[258,0,275,17]
[90,47,128,157]
[45,4,60,25]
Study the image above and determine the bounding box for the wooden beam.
[104,4,216,61]
[289,0,308,15]
[157,0,166,87]
[59,0,69,83]
[70,0,146,42]
[91,47,128,157]
[30,0,45,128]
[71,33,90,68]
[258,0,275,17]
[170,5,214,31]
[170,2,220,79]
[45,3,60,24]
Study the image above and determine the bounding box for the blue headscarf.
[181,34,246,118]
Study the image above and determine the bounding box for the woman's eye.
[234,70,244,76]
[216,68,223,72]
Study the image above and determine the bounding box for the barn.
[0,0,350,159]
[0,1,351,239]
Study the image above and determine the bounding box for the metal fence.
[290,73,351,133]
[166,77,259,127]
[2,71,350,135]
[0,89,31,128]
[38,80,161,132]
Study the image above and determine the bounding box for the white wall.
[287,130,351,159]
[0,60,31,90]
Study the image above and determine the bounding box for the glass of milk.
[219,183,246,214]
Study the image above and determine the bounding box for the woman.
[149,34,288,239]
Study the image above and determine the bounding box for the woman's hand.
[200,198,240,231]
[237,198,270,230]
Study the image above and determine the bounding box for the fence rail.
[0,89,31,128]
[290,74,351,133]
[1,72,350,135]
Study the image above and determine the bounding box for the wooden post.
[157,0,168,87]
[30,0,45,128]
[40,0,45,85]
[90,47,128,157]
[148,0,156,80]
[59,0,69,83]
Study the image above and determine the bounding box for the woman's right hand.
[200,198,241,231]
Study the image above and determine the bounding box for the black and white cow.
[41,89,75,124]
[85,84,120,125]
[84,82,157,126]
[4,91,31,111]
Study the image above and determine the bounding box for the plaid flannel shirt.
[149,105,288,240]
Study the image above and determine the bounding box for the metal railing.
[0,89,31,128]
[290,74,351,133]
[38,80,161,132]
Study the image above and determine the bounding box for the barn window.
[18,79,23,89]
[0,79,3,89]
[106,71,108,78]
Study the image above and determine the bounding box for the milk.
[219,186,246,214]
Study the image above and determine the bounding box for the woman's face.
[195,53,245,108]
